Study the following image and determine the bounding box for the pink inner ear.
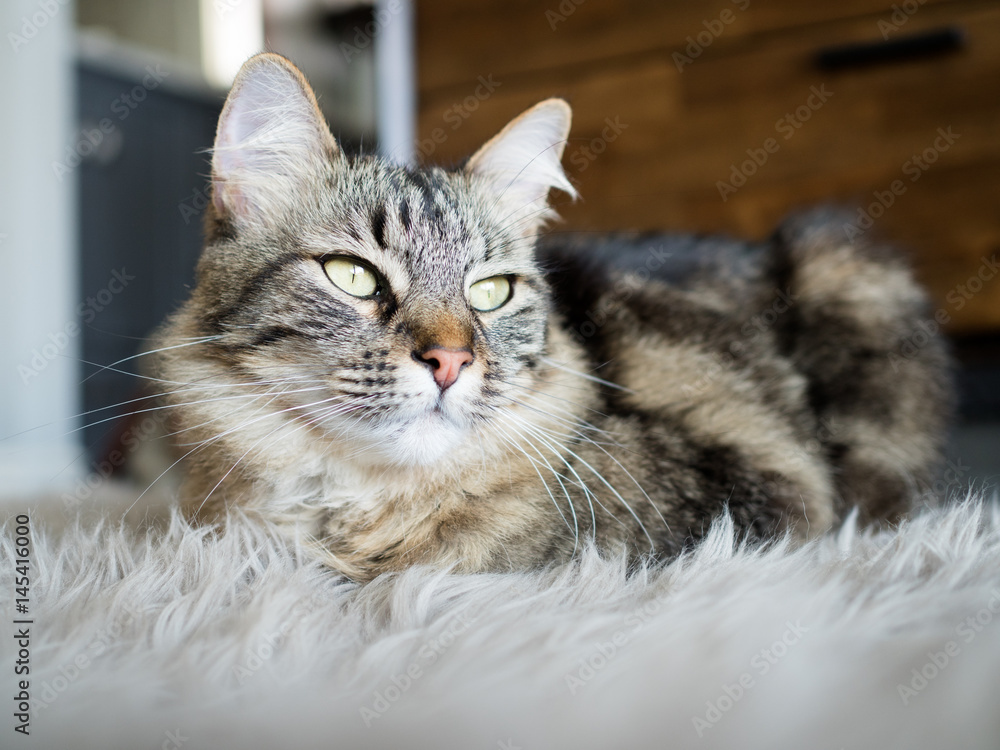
[211,112,250,216]
[211,179,226,214]
[212,177,247,216]
[212,84,271,217]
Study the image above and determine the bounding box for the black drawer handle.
[816,26,966,71]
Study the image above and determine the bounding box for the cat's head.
[175,53,575,468]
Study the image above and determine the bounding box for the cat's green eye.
[469,276,512,312]
[323,257,381,298]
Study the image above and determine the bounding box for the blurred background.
[1,0,997,504]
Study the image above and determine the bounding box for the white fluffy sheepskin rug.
[4,491,1000,750]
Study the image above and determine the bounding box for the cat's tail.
[768,209,955,523]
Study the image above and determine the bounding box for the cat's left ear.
[211,53,340,224]
[466,99,576,229]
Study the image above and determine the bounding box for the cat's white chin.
[327,369,487,467]
[397,414,469,466]
[357,410,470,467]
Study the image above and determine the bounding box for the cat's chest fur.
[303,466,567,580]
[214,433,577,583]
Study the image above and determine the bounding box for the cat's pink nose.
[416,347,474,390]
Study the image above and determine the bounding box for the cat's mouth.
[416,394,471,430]
[317,358,493,466]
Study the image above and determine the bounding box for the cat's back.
[538,230,771,321]
[538,213,953,531]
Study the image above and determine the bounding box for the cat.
[149,53,953,582]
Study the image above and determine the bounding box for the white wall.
[0,0,82,497]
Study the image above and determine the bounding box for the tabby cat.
[150,53,952,581]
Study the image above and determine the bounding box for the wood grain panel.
[417,0,1000,332]
[417,58,677,165]
[417,0,961,93]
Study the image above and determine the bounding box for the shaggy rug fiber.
[3,489,1000,750]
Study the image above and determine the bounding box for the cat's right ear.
[465,98,575,233]
[211,53,340,224]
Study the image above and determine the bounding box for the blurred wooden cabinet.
[416,0,1000,334]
